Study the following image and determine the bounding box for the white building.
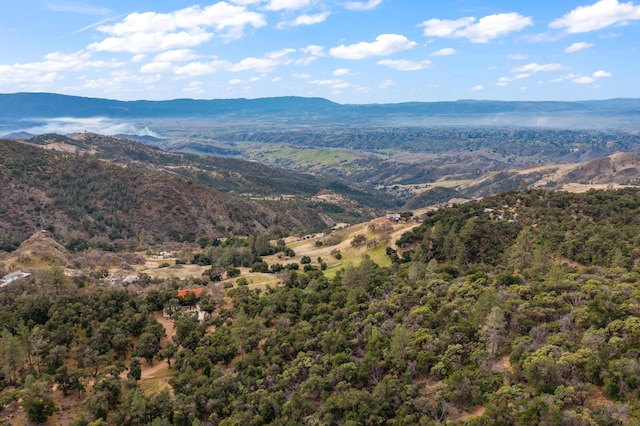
[0,270,31,288]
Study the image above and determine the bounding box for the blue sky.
[1,0,639,103]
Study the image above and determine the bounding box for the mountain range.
[1,92,639,123]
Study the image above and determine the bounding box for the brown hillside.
[559,152,640,184]
[403,152,640,209]
[0,139,325,250]
[2,230,70,268]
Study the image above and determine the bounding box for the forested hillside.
[2,188,640,424]
[25,133,394,209]
[0,138,374,251]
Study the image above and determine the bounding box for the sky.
[1,0,639,103]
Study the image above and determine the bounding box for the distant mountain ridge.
[0,92,339,119]
[1,92,639,120]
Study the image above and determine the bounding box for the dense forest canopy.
[2,188,640,424]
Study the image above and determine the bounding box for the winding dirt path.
[121,312,176,380]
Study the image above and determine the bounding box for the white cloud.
[421,17,474,38]
[294,57,317,66]
[0,50,123,86]
[565,42,595,53]
[496,77,511,87]
[550,70,611,84]
[511,62,565,73]
[278,12,330,28]
[0,66,59,86]
[230,57,282,72]
[550,0,640,33]
[266,48,296,60]
[431,48,456,56]
[265,0,311,11]
[293,12,330,25]
[173,49,294,76]
[174,61,227,77]
[140,61,173,73]
[183,81,205,94]
[550,73,578,83]
[333,68,349,76]
[345,0,382,11]
[311,79,351,89]
[573,75,597,84]
[153,49,201,62]
[301,45,325,56]
[45,51,124,71]
[88,3,266,53]
[513,73,531,80]
[471,85,483,91]
[329,34,416,59]
[311,79,343,85]
[379,79,395,89]
[593,70,612,78]
[228,0,263,5]
[229,78,244,84]
[296,44,325,65]
[332,81,351,89]
[293,73,310,78]
[419,12,533,43]
[377,59,431,71]
[495,73,531,86]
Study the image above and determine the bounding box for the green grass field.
[251,145,362,171]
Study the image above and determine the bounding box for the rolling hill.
[0,138,383,251]
[403,152,640,209]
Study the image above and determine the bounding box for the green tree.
[173,311,203,350]
[480,306,507,358]
[0,329,25,384]
[55,365,87,396]
[128,358,142,381]
[159,342,178,368]
[22,381,56,423]
[507,227,536,271]
[134,332,161,364]
[230,309,267,354]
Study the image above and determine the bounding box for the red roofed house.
[167,288,207,322]
[177,288,205,300]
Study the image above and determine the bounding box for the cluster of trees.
[2,188,640,424]
[398,188,640,270]
[191,235,297,277]
[0,270,177,423]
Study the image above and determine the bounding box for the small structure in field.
[1,270,31,288]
